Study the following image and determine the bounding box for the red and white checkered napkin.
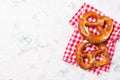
[63,2,120,75]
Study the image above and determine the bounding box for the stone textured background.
[0,0,120,80]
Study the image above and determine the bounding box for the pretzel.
[78,11,113,44]
[75,40,109,70]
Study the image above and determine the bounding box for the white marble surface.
[0,0,120,80]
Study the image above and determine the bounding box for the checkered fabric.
[63,2,120,75]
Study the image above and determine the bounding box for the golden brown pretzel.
[75,40,109,70]
[78,11,113,44]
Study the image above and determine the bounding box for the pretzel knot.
[75,40,109,70]
[75,11,113,70]
[78,11,113,44]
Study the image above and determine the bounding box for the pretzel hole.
[102,21,107,29]
[95,53,103,61]
[83,44,98,53]
[83,57,89,64]
[87,16,97,22]
[85,25,100,35]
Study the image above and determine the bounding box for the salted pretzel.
[78,11,113,44]
[75,40,109,70]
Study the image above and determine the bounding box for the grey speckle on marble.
[0,0,120,80]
